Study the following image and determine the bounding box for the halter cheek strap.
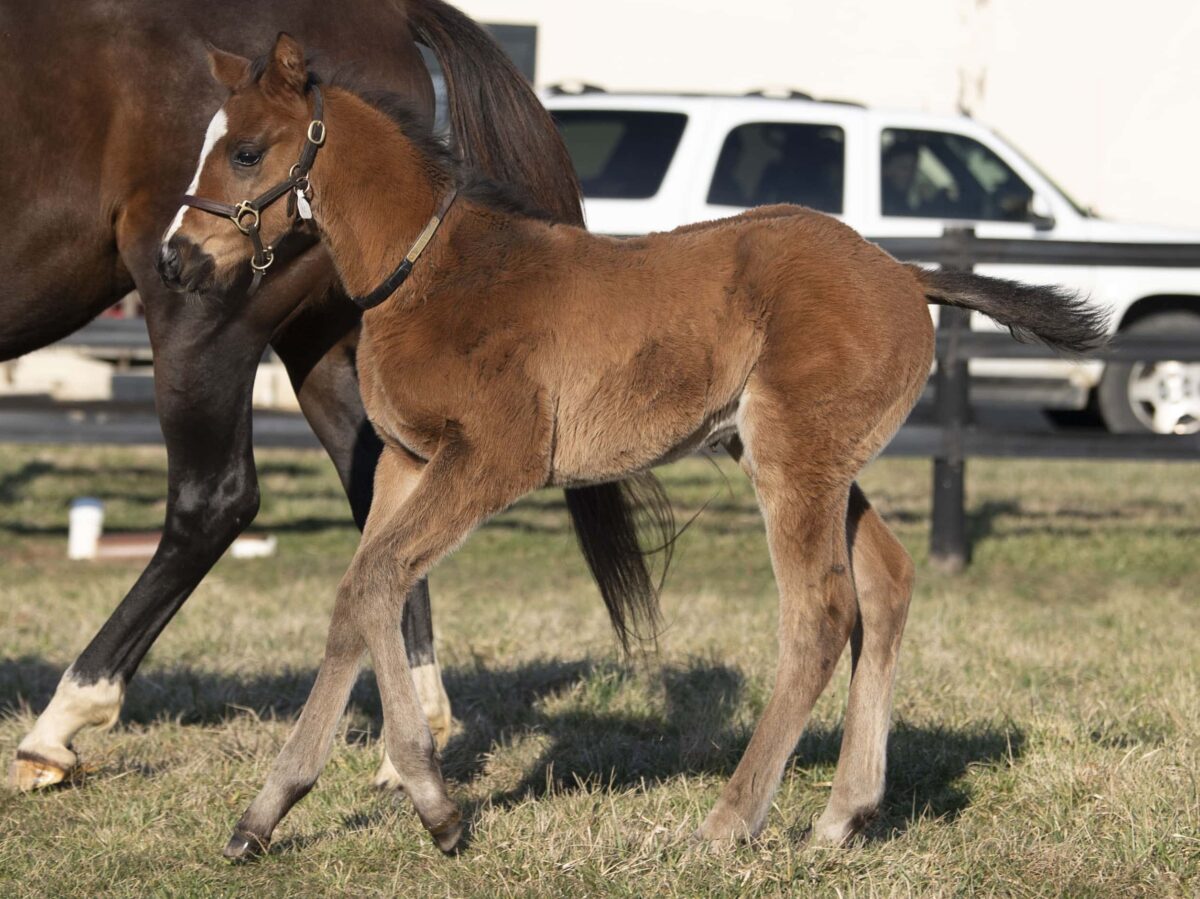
[181,87,327,296]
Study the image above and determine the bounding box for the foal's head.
[159,33,318,295]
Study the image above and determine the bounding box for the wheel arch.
[1118,295,1200,330]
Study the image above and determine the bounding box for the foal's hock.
[163,35,1107,859]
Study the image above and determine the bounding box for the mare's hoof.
[427,809,464,855]
[9,754,71,792]
[372,754,404,793]
[428,715,453,753]
[223,829,269,862]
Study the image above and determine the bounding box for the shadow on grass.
[0,654,1020,842]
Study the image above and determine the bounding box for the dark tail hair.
[564,474,673,651]
[405,0,583,223]
[407,0,668,649]
[909,265,1110,355]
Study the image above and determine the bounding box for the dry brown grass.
[0,445,1197,897]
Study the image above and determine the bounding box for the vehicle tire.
[1097,312,1200,435]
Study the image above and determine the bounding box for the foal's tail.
[908,266,1110,354]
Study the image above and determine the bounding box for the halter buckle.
[231,201,261,235]
[307,120,326,146]
[250,247,275,273]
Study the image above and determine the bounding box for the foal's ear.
[206,44,251,91]
[262,32,308,100]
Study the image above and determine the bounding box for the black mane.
[350,85,559,223]
[249,53,558,223]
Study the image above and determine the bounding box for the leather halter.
[348,186,458,310]
[181,84,459,308]
[182,87,327,296]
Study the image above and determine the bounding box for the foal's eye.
[233,147,264,167]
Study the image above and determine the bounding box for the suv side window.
[881,128,1034,221]
[552,110,688,200]
[708,122,845,213]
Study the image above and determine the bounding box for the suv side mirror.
[1029,193,1056,231]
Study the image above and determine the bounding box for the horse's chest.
[357,331,451,460]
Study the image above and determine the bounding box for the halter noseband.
[180,84,458,309]
[182,87,327,296]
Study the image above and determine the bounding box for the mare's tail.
[908,265,1110,354]
[407,0,667,649]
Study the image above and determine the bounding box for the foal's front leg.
[225,440,535,859]
[223,449,423,860]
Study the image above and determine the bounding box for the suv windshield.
[552,110,688,200]
[881,128,1034,221]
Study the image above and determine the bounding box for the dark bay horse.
[3,0,659,791]
[167,36,1107,857]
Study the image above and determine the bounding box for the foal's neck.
[310,89,452,301]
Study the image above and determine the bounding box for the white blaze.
[163,108,228,243]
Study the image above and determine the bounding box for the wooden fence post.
[929,228,974,572]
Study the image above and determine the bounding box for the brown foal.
[164,36,1106,859]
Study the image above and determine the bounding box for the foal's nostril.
[157,244,182,287]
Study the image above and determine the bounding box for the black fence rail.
[876,228,1200,571]
[4,229,1199,569]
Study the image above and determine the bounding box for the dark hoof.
[223,829,269,862]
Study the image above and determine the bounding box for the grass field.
[0,444,1197,897]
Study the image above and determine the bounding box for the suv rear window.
[552,110,687,200]
[708,122,845,213]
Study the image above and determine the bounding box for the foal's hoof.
[426,809,464,855]
[808,807,877,848]
[693,804,755,848]
[8,753,71,792]
[223,829,269,862]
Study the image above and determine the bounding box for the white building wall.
[460,0,1200,229]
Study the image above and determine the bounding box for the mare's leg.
[698,399,860,843]
[812,484,914,845]
[11,275,270,790]
[271,306,451,752]
[226,436,537,859]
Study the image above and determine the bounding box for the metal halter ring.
[250,248,275,273]
[232,201,261,235]
[307,120,326,146]
[288,165,311,194]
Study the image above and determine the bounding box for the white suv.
[542,90,1200,435]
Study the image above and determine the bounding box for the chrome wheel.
[1126,359,1200,435]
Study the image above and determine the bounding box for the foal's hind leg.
[811,484,914,845]
[698,434,859,842]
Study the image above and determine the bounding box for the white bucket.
[68,498,105,560]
